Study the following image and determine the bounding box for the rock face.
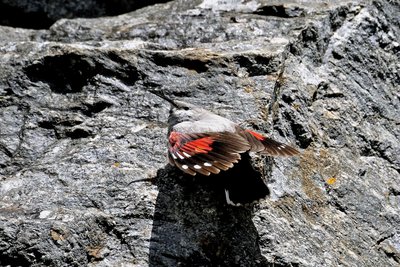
[0,0,171,29]
[0,0,399,266]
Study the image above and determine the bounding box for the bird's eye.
[183,107,189,110]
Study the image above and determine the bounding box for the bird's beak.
[151,90,178,108]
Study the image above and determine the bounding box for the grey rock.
[0,0,171,29]
[0,0,399,266]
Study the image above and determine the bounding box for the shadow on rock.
[149,155,271,266]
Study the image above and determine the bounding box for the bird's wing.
[243,130,300,156]
[168,131,250,176]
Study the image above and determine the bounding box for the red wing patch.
[246,130,266,141]
[168,131,250,176]
[181,137,214,154]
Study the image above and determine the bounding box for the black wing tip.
[260,142,301,157]
[280,146,301,156]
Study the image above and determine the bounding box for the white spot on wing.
[176,152,185,159]
[204,162,212,167]
[194,165,201,169]
[183,152,191,158]
[182,165,189,169]
[171,153,177,159]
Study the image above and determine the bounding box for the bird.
[156,93,300,205]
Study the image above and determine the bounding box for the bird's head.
[168,99,206,125]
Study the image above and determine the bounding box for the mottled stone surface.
[0,0,399,266]
[0,0,171,29]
